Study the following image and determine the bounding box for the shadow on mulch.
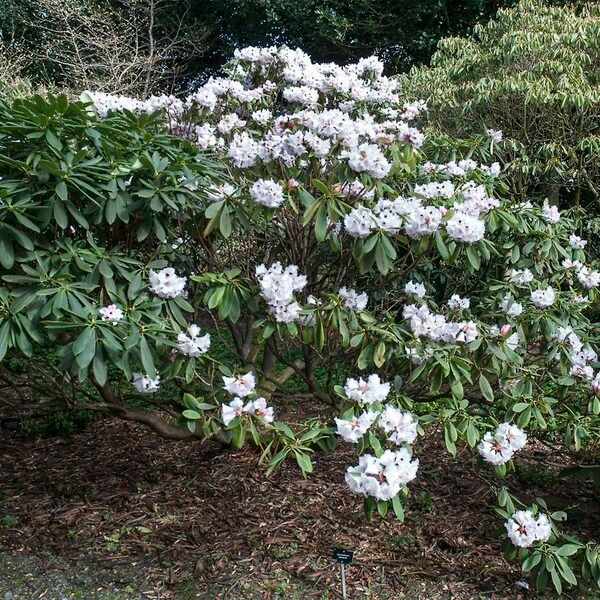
[0,410,598,599]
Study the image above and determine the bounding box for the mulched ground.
[0,403,598,599]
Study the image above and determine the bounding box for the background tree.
[0,0,209,95]
[189,0,517,76]
[402,0,600,211]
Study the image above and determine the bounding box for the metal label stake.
[332,547,354,600]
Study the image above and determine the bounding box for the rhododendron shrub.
[1,49,599,593]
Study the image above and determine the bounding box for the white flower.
[243,397,274,423]
[343,206,376,238]
[413,181,455,199]
[177,324,211,357]
[478,431,513,465]
[345,143,391,179]
[500,297,523,317]
[335,411,379,443]
[206,183,236,201]
[562,258,583,270]
[99,304,124,324]
[445,212,486,243]
[505,511,551,548]
[530,287,556,308]
[404,280,426,298]
[404,205,443,238]
[378,406,418,445]
[570,364,594,380]
[541,203,560,224]
[487,128,503,142]
[505,332,520,351]
[132,372,160,393]
[447,295,470,310]
[441,321,479,344]
[507,268,534,285]
[221,398,244,425]
[222,372,256,397]
[149,267,187,299]
[251,109,272,125]
[478,422,527,465]
[227,132,260,167]
[282,85,319,106]
[576,266,600,289]
[496,423,527,451]
[345,449,419,501]
[338,287,368,310]
[534,513,552,543]
[569,234,587,249]
[256,263,307,322]
[249,179,285,208]
[344,374,390,404]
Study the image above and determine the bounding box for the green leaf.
[182,409,202,420]
[55,181,68,202]
[92,347,107,385]
[478,373,494,402]
[294,451,313,475]
[73,327,93,356]
[219,207,232,238]
[555,544,580,557]
[522,552,542,572]
[75,329,96,369]
[466,245,481,270]
[391,494,405,521]
[139,336,156,378]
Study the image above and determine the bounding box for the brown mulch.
[0,408,598,599]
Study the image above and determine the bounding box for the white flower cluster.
[221,371,274,425]
[404,280,426,298]
[403,303,479,344]
[338,286,368,310]
[85,91,183,117]
[99,304,124,325]
[222,371,256,397]
[89,48,425,178]
[87,47,505,263]
[345,449,419,501]
[335,410,379,443]
[337,374,420,501]
[507,268,534,285]
[221,397,274,425]
[132,372,161,393]
[505,510,552,548]
[555,326,599,385]
[542,203,560,224]
[335,405,417,445]
[477,423,527,465]
[342,181,494,243]
[487,128,503,142]
[177,324,211,357]
[447,294,470,310]
[255,262,307,322]
[344,374,390,404]
[249,179,285,208]
[530,287,556,308]
[149,267,187,299]
[422,159,501,178]
[500,296,523,318]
